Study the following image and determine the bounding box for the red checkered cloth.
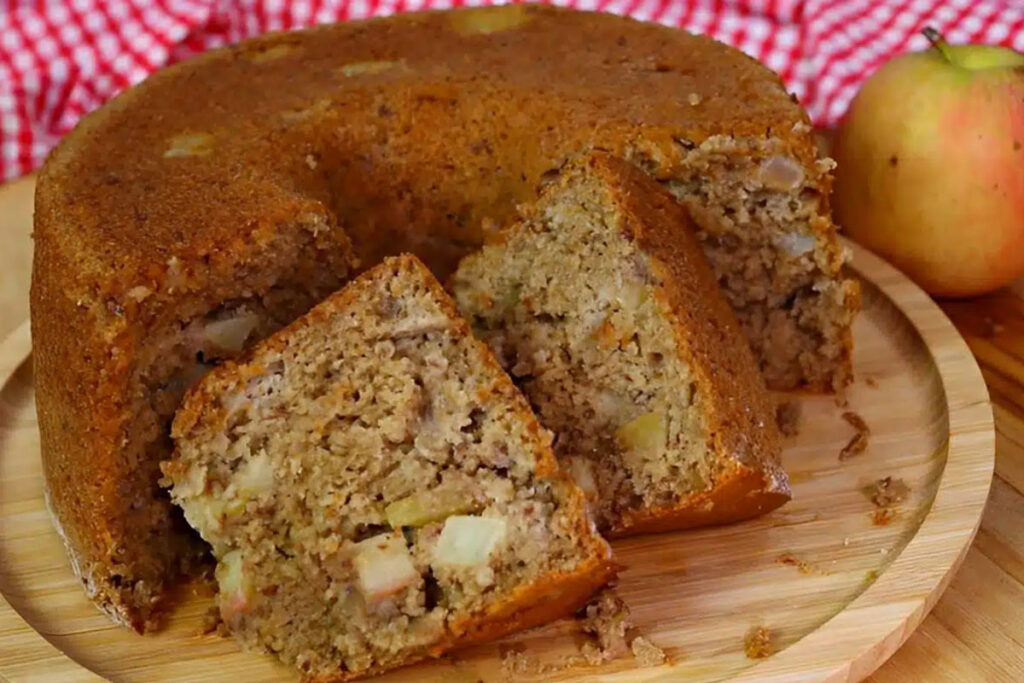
[1,0,1022,181]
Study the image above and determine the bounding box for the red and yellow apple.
[833,29,1024,298]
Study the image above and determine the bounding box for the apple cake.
[32,4,855,629]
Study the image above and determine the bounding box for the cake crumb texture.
[744,625,776,659]
[866,476,910,508]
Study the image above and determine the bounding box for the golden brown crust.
[33,4,830,628]
[607,463,789,537]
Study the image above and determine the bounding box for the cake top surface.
[35,4,809,293]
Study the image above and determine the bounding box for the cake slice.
[452,153,790,537]
[163,255,614,680]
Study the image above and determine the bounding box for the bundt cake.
[452,153,789,535]
[163,255,614,679]
[31,4,857,629]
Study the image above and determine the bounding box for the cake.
[31,4,857,629]
[452,154,789,535]
[163,255,614,679]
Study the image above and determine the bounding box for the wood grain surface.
[0,177,1014,682]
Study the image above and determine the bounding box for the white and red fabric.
[1,0,1022,181]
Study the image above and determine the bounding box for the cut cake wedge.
[164,255,614,680]
[452,154,790,537]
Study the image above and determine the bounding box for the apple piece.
[775,231,817,257]
[758,155,805,191]
[203,312,260,353]
[384,488,474,528]
[567,457,599,499]
[216,549,252,619]
[433,516,507,567]
[339,60,404,77]
[448,4,532,35]
[182,496,246,535]
[234,452,274,499]
[833,28,1024,297]
[164,132,213,158]
[616,281,648,311]
[615,412,667,454]
[353,534,420,603]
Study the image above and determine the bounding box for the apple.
[352,533,420,603]
[833,28,1024,297]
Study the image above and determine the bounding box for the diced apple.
[203,312,259,353]
[433,516,507,567]
[615,412,666,454]
[567,457,598,498]
[164,132,213,158]
[181,495,245,536]
[758,155,805,191]
[775,231,816,257]
[216,550,252,619]
[617,281,648,311]
[448,4,532,35]
[234,452,275,499]
[339,60,403,77]
[353,534,420,603]
[385,489,474,528]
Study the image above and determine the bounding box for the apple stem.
[923,26,955,64]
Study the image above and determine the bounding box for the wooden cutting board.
[0,239,994,682]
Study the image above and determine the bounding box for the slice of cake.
[452,154,790,537]
[163,255,614,679]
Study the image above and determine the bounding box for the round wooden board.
[0,242,994,683]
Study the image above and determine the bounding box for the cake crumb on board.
[500,645,554,679]
[578,589,669,667]
[865,476,910,507]
[198,604,223,636]
[865,476,909,525]
[630,636,667,666]
[579,589,632,663]
[744,625,776,659]
[872,507,896,525]
[839,410,870,460]
[498,589,669,677]
[776,552,820,575]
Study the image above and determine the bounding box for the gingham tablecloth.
[1,0,1022,181]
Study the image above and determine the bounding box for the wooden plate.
[0,242,994,683]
